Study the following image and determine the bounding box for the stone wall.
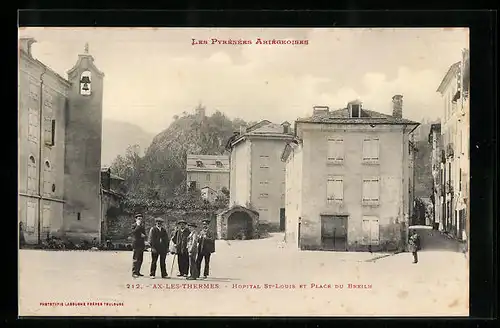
[106,210,217,242]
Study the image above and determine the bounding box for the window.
[189,181,197,190]
[26,201,36,233]
[362,177,380,204]
[362,138,379,162]
[258,208,268,212]
[259,155,270,168]
[44,118,55,146]
[361,216,380,245]
[259,180,269,186]
[27,155,37,192]
[259,193,269,198]
[327,138,344,163]
[350,104,361,118]
[77,212,81,221]
[42,204,51,232]
[327,176,344,203]
[28,108,38,142]
[196,160,203,167]
[216,174,221,181]
[215,161,223,168]
[206,174,210,182]
[29,83,39,100]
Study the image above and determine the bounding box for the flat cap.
[154,217,164,222]
[134,214,143,219]
[188,222,197,228]
[177,219,187,224]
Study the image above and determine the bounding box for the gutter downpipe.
[37,67,47,244]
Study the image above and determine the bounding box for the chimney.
[313,105,329,116]
[392,95,403,118]
[19,37,37,57]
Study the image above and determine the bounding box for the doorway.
[279,208,285,231]
[227,211,253,240]
[321,215,348,251]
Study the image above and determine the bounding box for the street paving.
[19,233,468,316]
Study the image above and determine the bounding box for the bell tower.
[63,42,105,241]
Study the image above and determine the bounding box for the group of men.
[131,214,215,280]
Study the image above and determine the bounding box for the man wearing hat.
[148,217,170,279]
[186,222,200,280]
[131,214,147,278]
[171,219,191,277]
[196,219,215,279]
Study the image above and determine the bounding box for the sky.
[19,27,469,134]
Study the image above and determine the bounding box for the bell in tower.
[80,71,92,95]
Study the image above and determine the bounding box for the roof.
[296,108,420,126]
[19,44,72,88]
[230,120,294,148]
[186,154,230,172]
[67,52,105,78]
[436,62,461,94]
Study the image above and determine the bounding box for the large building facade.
[435,49,469,241]
[428,123,444,230]
[18,37,104,244]
[282,98,419,251]
[228,121,294,231]
[186,154,230,193]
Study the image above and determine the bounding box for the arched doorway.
[227,211,253,240]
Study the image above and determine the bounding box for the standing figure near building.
[408,229,420,264]
[196,219,215,279]
[172,219,190,277]
[131,214,147,278]
[148,217,170,279]
[19,222,26,248]
[186,222,200,280]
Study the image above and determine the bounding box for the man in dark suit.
[148,217,170,279]
[131,214,147,278]
[196,219,215,279]
[171,219,190,277]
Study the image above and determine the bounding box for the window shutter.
[370,219,380,244]
[326,179,334,202]
[362,179,370,200]
[327,140,335,160]
[336,139,344,160]
[362,139,369,159]
[334,178,343,200]
[371,179,379,200]
[26,201,36,232]
[372,139,379,159]
[42,204,51,231]
[361,219,370,244]
[43,117,53,145]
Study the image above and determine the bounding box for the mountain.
[101,119,155,166]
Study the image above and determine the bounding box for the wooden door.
[321,216,348,251]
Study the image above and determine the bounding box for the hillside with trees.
[110,105,252,213]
